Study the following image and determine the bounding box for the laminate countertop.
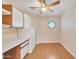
[2,37,29,53]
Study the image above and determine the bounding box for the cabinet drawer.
[20,39,29,48]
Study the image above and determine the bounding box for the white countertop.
[2,37,29,53]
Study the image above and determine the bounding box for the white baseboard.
[60,43,76,58]
[36,41,60,44]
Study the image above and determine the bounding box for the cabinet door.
[24,13,32,28]
[29,28,36,53]
[20,40,29,59]
[12,7,23,28]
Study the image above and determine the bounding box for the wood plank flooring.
[24,43,75,59]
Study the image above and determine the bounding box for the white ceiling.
[2,0,75,16]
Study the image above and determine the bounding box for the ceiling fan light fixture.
[29,0,60,15]
[41,7,47,12]
[42,3,46,7]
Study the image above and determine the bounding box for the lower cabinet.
[20,39,29,59]
[3,45,20,59]
[29,28,36,53]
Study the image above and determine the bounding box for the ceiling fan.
[29,0,60,14]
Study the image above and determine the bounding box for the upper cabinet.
[12,7,23,27]
[2,4,23,28]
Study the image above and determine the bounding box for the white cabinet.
[12,7,23,28]
[24,13,32,28]
[20,40,29,59]
[29,28,36,53]
[19,28,36,53]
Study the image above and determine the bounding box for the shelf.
[2,24,11,28]
[2,8,11,15]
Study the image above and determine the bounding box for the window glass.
[48,20,56,29]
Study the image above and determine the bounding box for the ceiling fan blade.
[47,0,60,7]
[49,9,54,12]
[39,0,46,6]
[29,7,39,9]
[39,0,45,3]
[43,0,46,4]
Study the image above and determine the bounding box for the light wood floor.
[24,43,75,59]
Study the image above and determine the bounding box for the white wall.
[31,15,61,44]
[61,4,76,57]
